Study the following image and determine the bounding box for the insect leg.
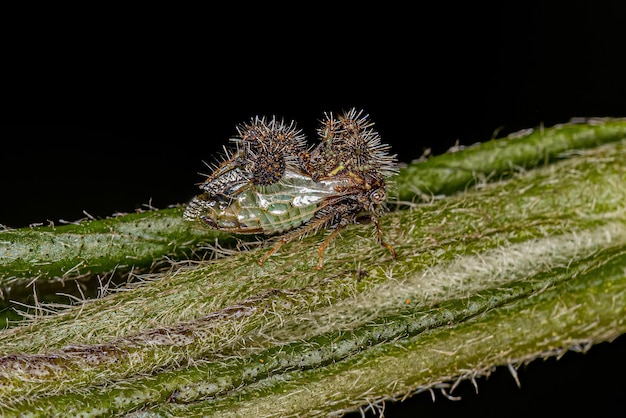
[371,214,397,259]
[257,211,336,268]
[314,224,346,270]
[257,236,289,267]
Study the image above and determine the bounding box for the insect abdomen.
[239,200,318,234]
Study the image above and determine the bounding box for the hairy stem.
[2,117,626,322]
[0,127,625,416]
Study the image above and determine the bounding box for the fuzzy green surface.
[0,208,237,320]
[393,116,626,201]
[0,128,625,417]
[2,117,626,322]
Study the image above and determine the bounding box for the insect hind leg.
[257,236,289,267]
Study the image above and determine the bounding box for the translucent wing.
[184,167,345,234]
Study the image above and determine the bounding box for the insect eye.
[370,188,386,204]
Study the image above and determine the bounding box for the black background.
[2,2,626,417]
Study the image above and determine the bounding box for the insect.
[183,108,398,269]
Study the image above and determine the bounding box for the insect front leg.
[371,214,396,259]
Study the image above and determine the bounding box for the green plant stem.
[0,135,625,416]
[2,117,626,323]
[0,208,235,322]
[393,116,626,201]
[162,247,626,417]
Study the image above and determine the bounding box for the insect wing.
[185,168,344,235]
[183,155,251,228]
[245,170,344,234]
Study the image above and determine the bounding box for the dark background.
[2,2,626,417]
